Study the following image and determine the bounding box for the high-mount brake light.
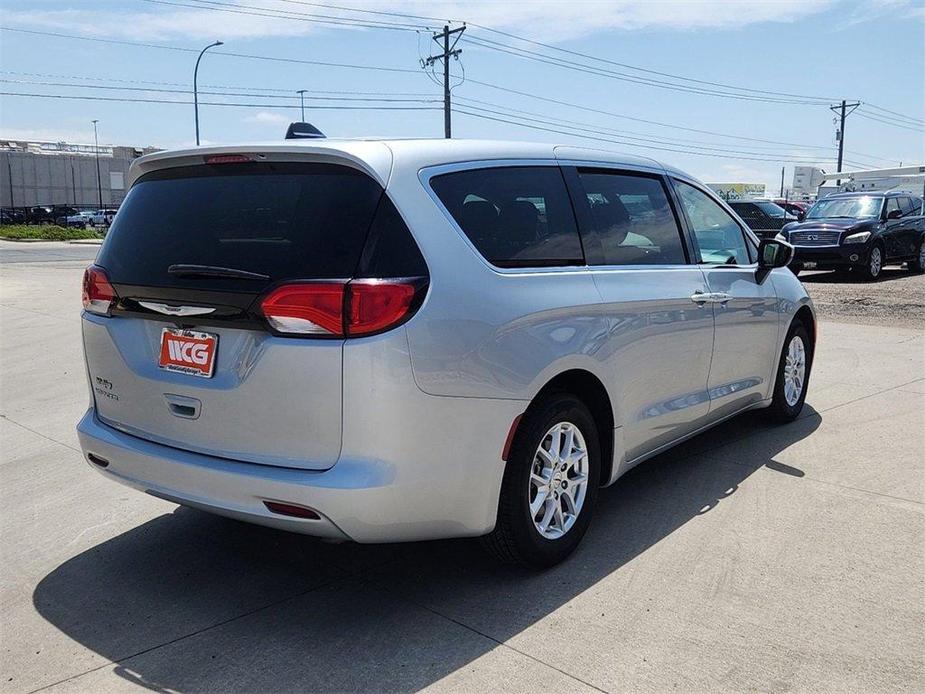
[82,265,117,316]
[204,154,253,165]
[259,278,425,338]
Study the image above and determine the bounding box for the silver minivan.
[78,139,813,567]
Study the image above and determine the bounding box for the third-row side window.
[429,166,584,268]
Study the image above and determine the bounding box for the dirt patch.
[800,268,925,328]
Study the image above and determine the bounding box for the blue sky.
[1,0,923,191]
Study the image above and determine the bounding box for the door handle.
[713,293,732,304]
[690,291,710,304]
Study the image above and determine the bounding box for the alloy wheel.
[869,247,882,277]
[783,335,806,407]
[529,422,590,540]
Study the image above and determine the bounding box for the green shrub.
[0,225,101,241]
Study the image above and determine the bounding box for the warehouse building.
[0,139,160,210]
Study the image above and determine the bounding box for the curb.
[0,237,103,244]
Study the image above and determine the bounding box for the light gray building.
[0,140,160,209]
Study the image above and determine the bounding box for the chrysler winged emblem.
[137,301,216,317]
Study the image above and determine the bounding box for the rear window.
[98,162,385,292]
[429,166,584,268]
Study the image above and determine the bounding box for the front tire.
[859,244,884,281]
[483,394,600,568]
[765,321,813,423]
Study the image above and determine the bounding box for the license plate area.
[158,328,218,378]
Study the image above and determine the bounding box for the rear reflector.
[263,501,321,520]
[204,154,254,165]
[259,278,425,338]
[82,265,117,316]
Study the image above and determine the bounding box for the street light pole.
[297,90,307,121]
[91,119,102,208]
[194,40,223,145]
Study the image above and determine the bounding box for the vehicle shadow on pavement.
[33,408,820,692]
[799,268,910,283]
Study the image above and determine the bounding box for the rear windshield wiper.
[167,264,270,281]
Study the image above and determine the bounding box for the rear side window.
[574,170,686,265]
[98,162,385,292]
[429,166,583,268]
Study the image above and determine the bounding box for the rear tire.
[483,393,600,568]
[765,321,813,423]
[908,238,925,274]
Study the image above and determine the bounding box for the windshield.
[807,196,882,220]
[753,201,789,218]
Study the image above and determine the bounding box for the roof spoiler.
[285,122,325,140]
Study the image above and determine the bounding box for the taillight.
[346,280,418,336]
[259,278,425,338]
[259,282,346,336]
[82,265,116,316]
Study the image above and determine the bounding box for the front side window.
[574,170,685,265]
[674,180,751,265]
[885,197,901,219]
[429,166,583,268]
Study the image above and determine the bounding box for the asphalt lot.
[1,240,923,693]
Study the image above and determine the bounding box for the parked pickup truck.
[778,191,924,280]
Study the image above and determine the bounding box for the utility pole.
[780,166,785,198]
[830,99,860,185]
[423,24,465,138]
[194,40,223,146]
[91,119,102,208]
[297,90,307,121]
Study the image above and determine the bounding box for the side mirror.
[887,209,902,220]
[797,211,805,221]
[758,238,794,269]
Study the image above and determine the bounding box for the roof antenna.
[285,122,325,140]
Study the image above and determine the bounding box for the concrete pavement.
[1,245,923,692]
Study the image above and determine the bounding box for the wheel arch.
[527,369,616,487]
[794,304,816,349]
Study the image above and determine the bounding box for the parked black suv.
[779,191,924,280]
[728,200,796,239]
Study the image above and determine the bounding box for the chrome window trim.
[419,158,701,276]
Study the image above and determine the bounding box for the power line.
[0,91,441,111]
[861,102,924,126]
[855,109,925,133]
[0,77,440,103]
[0,26,423,74]
[454,97,884,166]
[461,34,829,106]
[139,0,425,32]
[455,108,862,165]
[267,0,838,105]
[0,70,437,96]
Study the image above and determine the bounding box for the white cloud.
[244,111,291,125]
[0,126,101,145]
[2,0,846,43]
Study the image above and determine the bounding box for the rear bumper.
[78,374,524,543]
